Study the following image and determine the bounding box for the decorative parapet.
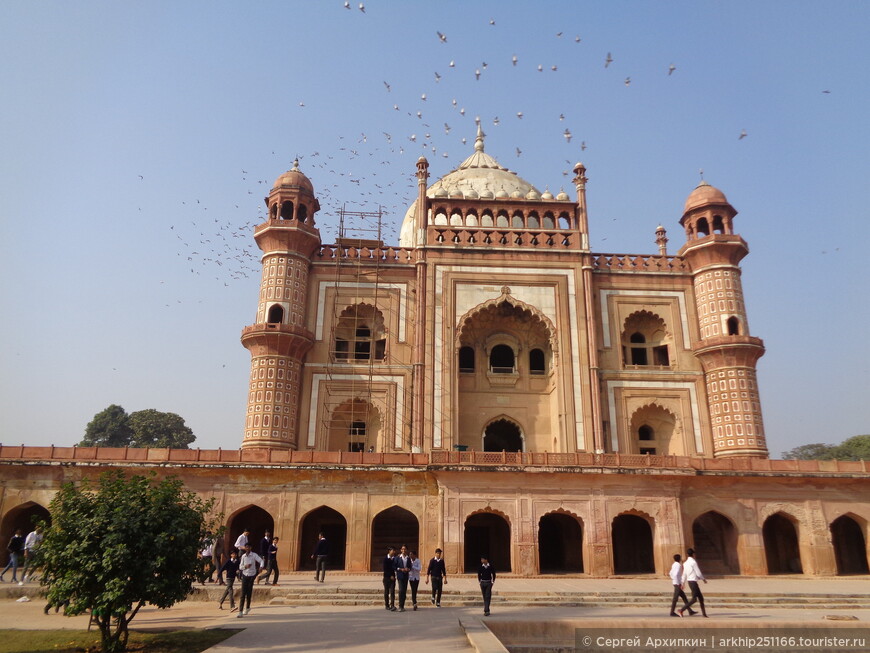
[316,244,414,264]
[591,253,690,273]
[427,227,578,249]
[1,446,867,476]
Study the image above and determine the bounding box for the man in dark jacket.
[312,532,329,582]
[218,550,241,612]
[477,554,496,616]
[1,530,25,584]
[426,547,447,607]
[382,546,397,611]
[394,545,412,611]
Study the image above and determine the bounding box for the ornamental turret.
[240,160,321,450]
[678,181,768,458]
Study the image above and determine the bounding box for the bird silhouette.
[563,129,572,143]
[605,52,613,68]
[512,54,518,66]
[358,3,365,13]
[668,63,676,76]
[383,81,391,92]
[739,129,747,140]
[624,77,631,87]
[437,31,447,43]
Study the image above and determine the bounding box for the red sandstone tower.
[240,160,321,450]
[678,181,769,458]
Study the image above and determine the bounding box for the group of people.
[1,527,42,586]
[210,527,282,618]
[668,548,708,617]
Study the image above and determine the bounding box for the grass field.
[0,628,239,653]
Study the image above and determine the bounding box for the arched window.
[727,316,740,335]
[333,304,386,362]
[542,213,555,229]
[348,421,366,452]
[459,346,475,372]
[712,215,725,234]
[527,213,540,229]
[297,203,308,223]
[512,212,524,229]
[638,425,654,440]
[529,348,545,374]
[280,200,294,220]
[558,214,571,229]
[696,217,710,237]
[267,304,284,324]
[622,311,671,368]
[496,211,509,228]
[489,344,515,373]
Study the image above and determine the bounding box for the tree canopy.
[37,471,220,653]
[781,434,870,461]
[79,405,195,449]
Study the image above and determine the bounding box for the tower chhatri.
[678,181,769,457]
[240,159,321,450]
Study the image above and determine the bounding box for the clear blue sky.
[1,1,867,457]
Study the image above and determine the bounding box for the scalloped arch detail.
[455,289,558,351]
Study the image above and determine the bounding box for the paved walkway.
[3,575,869,652]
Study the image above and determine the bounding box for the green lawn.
[0,628,239,653]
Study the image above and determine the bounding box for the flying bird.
[563,128,572,143]
[475,69,481,80]
[668,63,676,76]
[559,113,565,121]
[512,54,518,66]
[556,32,563,38]
[516,147,522,157]
[383,81,391,92]
[493,116,500,126]
[581,141,587,151]
[551,65,557,71]
[739,129,747,140]
[624,77,631,86]
[437,31,447,43]
[434,72,441,82]
[358,3,365,12]
[344,1,350,8]
[489,18,495,25]
[516,112,523,119]
[537,64,543,72]
[444,123,451,134]
[421,93,427,101]
[574,35,581,43]
[605,52,613,68]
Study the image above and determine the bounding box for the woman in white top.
[409,551,423,611]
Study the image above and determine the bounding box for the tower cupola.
[680,180,735,241]
[267,158,320,225]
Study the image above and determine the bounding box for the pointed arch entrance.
[763,513,803,574]
[692,511,739,574]
[483,418,524,452]
[612,513,655,574]
[0,502,50,567]
[370,507,419,571]
[538,512,583,573]
[830,515,869,575]
[464,511,511,573]
[226,505,274,556]
[298,506,347,571]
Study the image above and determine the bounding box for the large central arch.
[692,511,739,574]
[370,506,419,571]
[298,506,347,571]
[612,512,655,574]
[538,511,584,573]
[483,417,524,452]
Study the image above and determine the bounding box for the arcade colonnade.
[1,464,868,577]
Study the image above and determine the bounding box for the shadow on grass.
[0,628,241,653]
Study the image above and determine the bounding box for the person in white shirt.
[237,542,263,617]
[233,528,250,554]
[682,548,708,617]
[408,550,422,611]
[668,553,694,617]
[21,527,43,583]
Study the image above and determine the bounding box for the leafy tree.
[781,442,837,460]
[78,406,196,449]
[128,409,195,449]
[80,404,134,447]
[831,434,870,461]
[37,471,220,653]
[782,435,870,461]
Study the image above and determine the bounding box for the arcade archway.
[612,513,654,574]
[369,506,419,571]
[692,511,739,574]
[483,419,523,452]
[464,511,511,573]
[0,502,50,567]
[226,505,274,556]
[763,513,803,574]
[538,512,583,573]
[298,506,347,571]
[831,515,869,575]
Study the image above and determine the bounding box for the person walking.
[477,555,496,616]
[668,554,694,617]
[21,526,43,583]
[233,528,250,554]
[312,532,329,582]
[682,548,708,617]
[394,545,411,612]
[408,550,422,611]
[237,542,263,617]
[218,550,241,612]
[199,538,215,585]
[214,535,227,586]
[0,529,25,584]
[257,536,279,585]
[425,548,447,607]
[382,546,397,611]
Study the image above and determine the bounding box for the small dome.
[480,188,494,199]
[449,188,464,199]
[465,188,479,199]
[541,188,554,200]
[434,187,449,198]
[526,188,541,200]
[495,187,509,199]
[556,189,570,201]
[684,180,729,213]
[510,189,523,199]
[273,158,314,193]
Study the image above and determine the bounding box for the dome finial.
[474,123,485,152]
[291,157,300,172]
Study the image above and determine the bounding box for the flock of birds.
[156,4,835,295]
